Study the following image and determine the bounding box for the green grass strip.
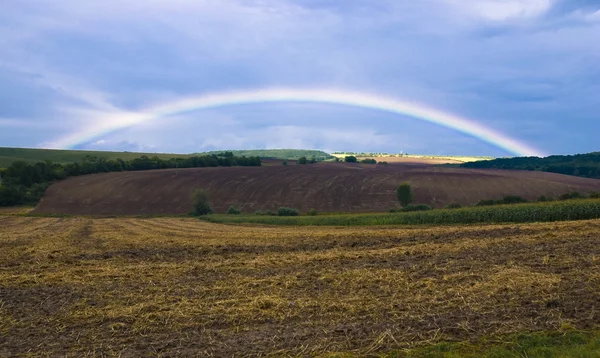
[325,330,600,357]
[201,199,600,226]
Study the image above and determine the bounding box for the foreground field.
[34,163,600,215]
[1,216,599,356]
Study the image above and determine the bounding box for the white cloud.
[586,10,600,22]
[0,118,54,129]
[0,118,31,128]
[444,0,552,21]
[192,124,394,152]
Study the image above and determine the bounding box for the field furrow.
[1,217,599,356]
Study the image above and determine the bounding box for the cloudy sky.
[1,0,598,156]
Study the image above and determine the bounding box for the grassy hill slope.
[202,149,333,160]
[0,147,191,167]
[0,147,333,167]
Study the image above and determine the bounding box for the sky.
[0,0,599,157]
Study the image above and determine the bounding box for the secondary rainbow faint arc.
[53,88,545,157]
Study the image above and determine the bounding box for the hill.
[202,149,333,160]
[0,147,333,167]
[0,147,191,167]
[462,152,600,179]
[34,163,600,215]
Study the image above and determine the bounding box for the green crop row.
[201,199,600,226]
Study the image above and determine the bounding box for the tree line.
[461,152,600,179]
[0,152,261,206]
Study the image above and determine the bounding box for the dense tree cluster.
[203,149,332,161]
[0,153,261,206]
[461,152,600,179]
[297,156,317,165]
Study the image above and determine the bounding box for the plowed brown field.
[1,216,599,356]
[34,163,600,215]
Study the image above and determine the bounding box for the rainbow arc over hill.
[52,88,545,157]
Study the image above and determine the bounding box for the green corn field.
[202,199,600,226]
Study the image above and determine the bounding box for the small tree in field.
[396,183,413,207]
[226,205,241,215]
[192,189,213,216]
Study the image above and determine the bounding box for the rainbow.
[50,88,545,156]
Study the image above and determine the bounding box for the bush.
[590,192,600,199]
[378,161,389,165]
[282,159,288,166]
[396,182,413,207]
[538,195,554,202]
[226,205,241,215]
[344,156,358,163]
[24,182,49,204]
[401,204,433,212]
[476,196,528,206]
[360,158,377,164]
[445,203,462,209]
[476,199,498,207]
[560,191,585,200]
[255,210,276,216]
[191,189,213,216]
[0,185,25,206]
[307,208,318,216]
[278,207,299,216]
[297,157,308,165]
[389,208,399,213]
[501,195,528,204]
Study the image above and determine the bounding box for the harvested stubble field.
[1,216,599,357]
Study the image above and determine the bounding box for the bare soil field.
[34,163,600,215]
[0,216,599,356]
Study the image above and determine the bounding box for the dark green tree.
[298,156,308,165]
[278,207,299,216]
[192,189,213,216]
[345,156,358,163]
[396,182,413,207]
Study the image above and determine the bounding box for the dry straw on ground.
[1,216,599,356]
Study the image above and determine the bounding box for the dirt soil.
[0,216,599,356]
[34,163,600,215]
